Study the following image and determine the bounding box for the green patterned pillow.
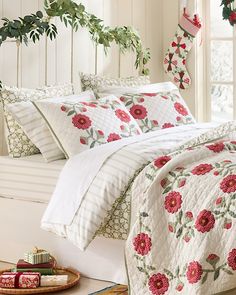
[80,73,150,96]
[1,84,74,158]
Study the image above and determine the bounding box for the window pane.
[211,41,233,82]
[211,0,233,38]
[211,84,233,123]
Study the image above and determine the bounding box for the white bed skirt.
[0,197,127,284]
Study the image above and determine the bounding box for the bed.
[40,121,236,295]
[0,160,127,283]
[2,86,236,294]
[1,18,236,295]
[0,97,130,284]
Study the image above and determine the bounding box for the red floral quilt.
[126,131,236,294]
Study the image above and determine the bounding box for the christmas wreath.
[222,0,236,25]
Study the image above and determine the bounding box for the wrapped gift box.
[17,259,54,269]
[24,249,50,264]
[41,275,68,287]
[0,272,40,289]
[16,259,54,275]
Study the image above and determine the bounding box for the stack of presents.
[0,248,68,289]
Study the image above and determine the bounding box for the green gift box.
[24,247,50,264]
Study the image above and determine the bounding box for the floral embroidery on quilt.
[130,139,236,294]
[133,209,236,294]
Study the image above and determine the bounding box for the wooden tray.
[0,267,80,294]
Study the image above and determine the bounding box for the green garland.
[221,0,236,25]
[0,0,150,79]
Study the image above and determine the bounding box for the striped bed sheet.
[0,154,66,203]
[42,123,219,251]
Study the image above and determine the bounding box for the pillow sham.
[97,82,178,98]
[0,83,73,158]
[80,72,150,95]
[6,91,95,162]
[118,89,196,133]
[33,96,142,158]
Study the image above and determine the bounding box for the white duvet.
[41,123,219,251]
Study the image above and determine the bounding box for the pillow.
[80,73,150,95]
[97,82,178,98]
[33,96,142,158]
[0,83,73,158]
[6,91,95,162]
[118,89,196,133]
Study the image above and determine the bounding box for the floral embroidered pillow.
[33,96,142,158]
[1,83,74,158]
[6,91,95,162]
[119,89,196,133]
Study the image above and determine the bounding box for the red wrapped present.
[17,259,54,269]
[0,272,40,289]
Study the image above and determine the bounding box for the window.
[206,0,236,122]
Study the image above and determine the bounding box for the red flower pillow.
[34,96,142,158]
[119,89,196,133]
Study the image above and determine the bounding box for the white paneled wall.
[0,0,164,88]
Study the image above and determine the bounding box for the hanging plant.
[221,0,236,25]
[0,0,150,77]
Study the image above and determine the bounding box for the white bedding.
[42,123,219,251]
[0,154,66,202]
[0,155,127,283]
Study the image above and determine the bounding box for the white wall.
[0,0,164,89]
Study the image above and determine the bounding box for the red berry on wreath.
[229,11,236,24]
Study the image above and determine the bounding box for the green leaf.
[163,186,172,194]
[169,171,176,177]
[67,110,76,116]
[137,266,145,273]
[143,225,151,233]
[213,210,223,216]
[231,194,236,200]
[90,141,96,149]
[140,212,149,218]
[214,269,220,281]
[176,266,180,276]
[201,272,208,284]
[176,227,183,238]
[178,210,183,222]
[228,211,236,218]
[222,268,233,275]
[145,174,154,181]
[163,269,174,279]
[125,101,133,107]
[182,263,187,274]
[36,11,43,18]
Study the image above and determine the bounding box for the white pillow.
[117,88,196,133]
[33,95,142,158]
[1,83,74,158]
[6,91,96,162]
[98,82,178,98]
[80,73,151,96]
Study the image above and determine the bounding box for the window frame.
[205,0,236,122]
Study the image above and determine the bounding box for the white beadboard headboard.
[0,37,124,156]
[0,101,7,155]
[0,0,164,156]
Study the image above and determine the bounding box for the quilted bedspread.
[125,123,236,295]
